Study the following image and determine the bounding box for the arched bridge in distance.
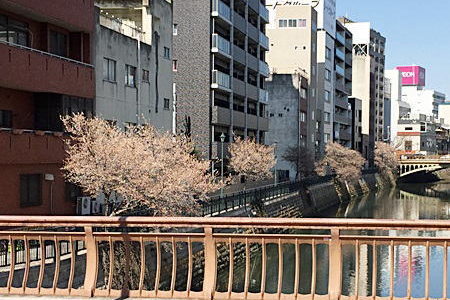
[399,158,450,178]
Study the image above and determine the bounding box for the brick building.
[0,0,95,215]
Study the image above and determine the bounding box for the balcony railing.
[0,40,93,68]
[212,34,231,56]
[259,2,269,23]
[336,64,345,77]
[336,32,345,45]
[259,88,269,103]
[259,60,269,77]
[212,70,231,90]
[212,0,231,22]
[259,32,269,50]
[0,216,449,299]
[335,48,345,61]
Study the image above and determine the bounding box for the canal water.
[217,180,450,297]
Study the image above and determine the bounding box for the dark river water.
[217,181,450,297]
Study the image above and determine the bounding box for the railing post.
[203,227,217,300]
[328,228,342,300]
[83,226,98,297]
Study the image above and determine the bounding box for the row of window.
[278,19,307,28]
[103,58,150,86]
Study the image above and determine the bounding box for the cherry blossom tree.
[62,114,222,216]
[282,145,315,180]
[375,141,399,177]
[228,138,275,182]
[315,142,366,185]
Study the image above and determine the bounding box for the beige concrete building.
[341,18,386,164]
[266,3,318,156]
[95,0,174,131]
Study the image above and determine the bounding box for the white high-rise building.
[385,69,411,142]
[396,66,445,120]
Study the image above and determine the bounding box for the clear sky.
[337,0,450,98]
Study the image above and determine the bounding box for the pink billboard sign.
[396,66,426,86]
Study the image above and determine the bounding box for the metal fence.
[202,181,299,216]
[0,216,448,299]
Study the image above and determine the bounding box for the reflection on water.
[217,181,450,297]
[336,180,450,297]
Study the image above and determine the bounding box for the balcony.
[233,78,246,96]
[335,96,349,109]
[233,45,246,65]
[212,70,231,91]
[0,129,65,165]
[212,0,231,23]
[259,32,269,50]
[335,48,345,61]
[259,116,269,131]
[233,11,247,34]
[259,60,270,77]
[248,23,259,43]
[0,216,448,299]
[336,32,345,45]
[335,64,345,77]
[260,2,269,23]
[345,68,352,81]
[0,41,94,99]
[212,106,231,125]
[246,83,258,100]
[247,53,259,72]
[212,34,231,57]
[0,0,94,32]
[335,113,350,125]
[259,88,269,103]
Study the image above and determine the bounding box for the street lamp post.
[274,141,278,186]
[220,133,226,197]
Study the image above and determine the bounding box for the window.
[173,24,178,35]
[142,69,150,82]
[325,47,331,60]
[300,88,307,99]
[288,19,297,27]
[278,19,287,28]
[20,174,42,207]
[300,112,306,122]
[405,140,413,151]
[248,102,257,115]
[324,112,331,123]
[164,47,170,59]
[405,127,413,131]
[311,88,315,97]
[279,19,306,28]
[324,133,331,144]
[164,98,170,110]
[325,69,331,81]
[125,65,136,87]
[49,30,68,57]
[0,15,29,46]
[172,59,178,71]
[325,90,331,102]
[0,110,12,127]
[103,58,116,82]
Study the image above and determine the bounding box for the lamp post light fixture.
[220,132,226,197]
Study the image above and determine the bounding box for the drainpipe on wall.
[173,83,177,135]
[136,32,141,125]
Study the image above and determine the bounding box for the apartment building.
[94,0,173,131]
[341,18,386,164]
[266,74,310,181]
[172,0,270,160]
[396,116,438,155]
[349,97,363,152]
[333,19,352,147]
[0,0,95,215]
[265,2,318,158]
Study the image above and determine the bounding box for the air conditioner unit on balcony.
[76,197,91,215]
[91,200,103,215]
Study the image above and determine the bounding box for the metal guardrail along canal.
[0,216,448,299]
